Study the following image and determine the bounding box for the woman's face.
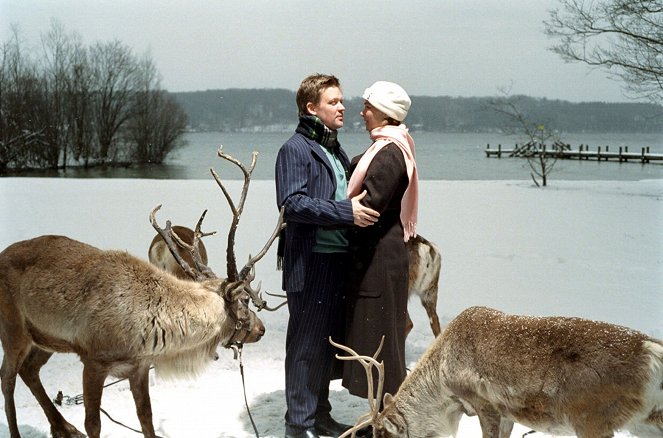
[306,86,345,131]
[361,100,389,131]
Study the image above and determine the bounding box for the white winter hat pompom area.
[362,81,411,122]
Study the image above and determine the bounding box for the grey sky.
[1,0,631,102]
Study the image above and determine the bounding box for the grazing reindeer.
[405,234,442,338]
[0,149,284,438]
[333,306,663,438]
[151,232,441,331]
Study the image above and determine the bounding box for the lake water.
[23,131,663,180]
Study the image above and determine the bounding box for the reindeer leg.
[128,363,157,438]
[498,417,514,438]
[0,338,31,438]
[405,310,414,339]
[18,347,85,438]
[82,361,108,438]
[420,287,441,337]
[476,407,502,438]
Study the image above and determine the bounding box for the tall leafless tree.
[40,20,76,170]
[0,26,48,172]
[66,40,94,166]
[89,40,138,163]
[489,91,562,187]
[127,54,187,164]
[545,0,663,104]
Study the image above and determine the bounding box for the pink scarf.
[347,124,419,242]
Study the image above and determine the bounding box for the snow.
[0,177,661,438]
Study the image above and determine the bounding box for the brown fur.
[149,225,208,280]
[364,307,663,438]
[0,235,265,438]
[405,234,442,338]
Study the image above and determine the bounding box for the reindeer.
[151,232,441,336]
[0,149,284,438]
[405,234,442,338]
[333,306,663,438]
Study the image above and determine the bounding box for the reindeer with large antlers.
[149,149,287,311]
[0,148,284,438]
[334,306,663,438]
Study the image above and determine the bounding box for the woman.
[342,81,419,401]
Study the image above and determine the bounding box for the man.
[275,74,379,438]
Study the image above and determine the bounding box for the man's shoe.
[285,426,320,438]
[314,415,352,437]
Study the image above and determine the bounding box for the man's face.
[307,86,345,131]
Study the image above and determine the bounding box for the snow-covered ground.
[0,177,660,437]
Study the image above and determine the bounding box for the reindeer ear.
[383,393,394,407]
[383,417,400,435]
[222,280,243,300]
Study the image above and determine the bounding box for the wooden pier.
[485,143,663,164]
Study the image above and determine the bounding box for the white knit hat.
[362,81,411,122]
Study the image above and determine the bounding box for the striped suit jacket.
[275,132,354,292]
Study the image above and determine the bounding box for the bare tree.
[0,25,48,172]
[89,40,137,163]
[489,92,563,187]
[149,91,188,161]
[127,54,187,164]
[545,0,663,103]
[66,40,94,166]
[40,19,76,170]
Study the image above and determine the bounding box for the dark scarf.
[296,115,339,151]
[277,116,340,270]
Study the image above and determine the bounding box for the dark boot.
[285,426,321,438]
[314,414,352,437]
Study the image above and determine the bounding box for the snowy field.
[0,177,661,437]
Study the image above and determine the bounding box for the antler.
[240,256,288,311]
[210,147,287,311]
[329,337,386,438]
[236,207,286,311]
[210,147,257,282]
[149,206,217,281]
[239,206,286,279]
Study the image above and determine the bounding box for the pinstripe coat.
[275,132,355,292]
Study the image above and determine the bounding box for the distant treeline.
[172,89,663,134]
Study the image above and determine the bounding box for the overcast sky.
[1,0,632,102]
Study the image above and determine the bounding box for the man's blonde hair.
[296,74,341,117]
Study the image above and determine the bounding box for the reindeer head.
[330,337,390,438]
[150,148,286,349]
[217,279,265,345]
[331,336,464,438]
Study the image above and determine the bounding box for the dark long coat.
[342,143,410,398]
